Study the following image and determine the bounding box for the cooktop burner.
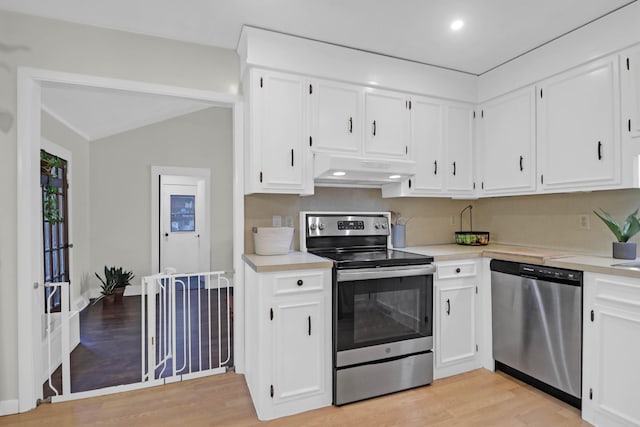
[311,249,433,269]
[302,213,433,268]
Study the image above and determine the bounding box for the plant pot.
[114,287,125,302]
[102,294,116,306]
[613,242,637,260]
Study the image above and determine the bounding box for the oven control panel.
[306,214,389,237]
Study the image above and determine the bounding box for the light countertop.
[400,243,569,265]
[244,244,640,279]
[243,252,333,273]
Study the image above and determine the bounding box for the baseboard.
[0,399,19,416]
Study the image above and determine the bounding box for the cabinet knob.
[297,280,303,286]
[455,268,461,273]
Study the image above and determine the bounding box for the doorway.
[17,68,245,410]
[159,173,210,274]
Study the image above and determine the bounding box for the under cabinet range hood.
[314,153,416,187]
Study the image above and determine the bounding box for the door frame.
[17,67,245,412]
[152,167,211,275]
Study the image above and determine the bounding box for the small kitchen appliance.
[301,212,435,405]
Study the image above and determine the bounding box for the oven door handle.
[337,265,435,282]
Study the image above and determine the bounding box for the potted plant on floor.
[94,266,118,305]
[114,268,134,302]
[593,208,640,259]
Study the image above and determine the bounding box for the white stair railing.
[142,271,232,383]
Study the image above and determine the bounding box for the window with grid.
[41,151,70,312]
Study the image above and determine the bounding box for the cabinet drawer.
[437,261,477,279]
[273,271,325,296]
[592,275,640,309]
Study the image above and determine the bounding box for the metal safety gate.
[141,271,232,383]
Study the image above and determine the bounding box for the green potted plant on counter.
[593,208,640,259]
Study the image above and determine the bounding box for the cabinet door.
[622,46,640,140]
[253,70,311,192]
[272,296,325,403]
[310,79,362,154]
[445,104,475,193]
[437,285,476,366]
[409,96,444,192]
[364,89,409,158]
[480,88,536,194]
[537,57,620,190]
[583,274,640,427]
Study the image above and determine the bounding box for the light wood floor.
[1,369,591,426]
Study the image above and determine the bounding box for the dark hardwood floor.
[44,288,233,398]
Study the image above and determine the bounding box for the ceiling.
[0,0,636,75]
[4,0,636,140]
[41,83,214,141]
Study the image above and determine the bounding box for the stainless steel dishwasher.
[491,260,582,408]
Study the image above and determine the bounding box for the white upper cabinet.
[445,103,475,194]
[479,87,536,195]
[309,79,363,154]
[246,69,313,195]
[537,56,620,191]
[364,88,410,159]
[408,96,444,193]
[621,45,640,140]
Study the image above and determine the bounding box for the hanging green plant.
[40,150,64,224]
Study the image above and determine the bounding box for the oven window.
[336,275,433,352]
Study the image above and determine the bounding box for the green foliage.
[93,266,134,304]
[40,150,64,225]
[593,208,640,243]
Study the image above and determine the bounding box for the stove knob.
[381,223,388,229]
[318,223,325,230]
[310,223,317,231]
[374,224,380,229]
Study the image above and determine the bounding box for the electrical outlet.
[284,216,294,227]
[579,214,590,229]
[450,216,456,226]
[272,215,282,227]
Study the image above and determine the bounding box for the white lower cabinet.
[583,272,640,427]
[434,259,482,379]
[244,265,332,420]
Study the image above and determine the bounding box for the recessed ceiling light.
[333,171,346,176]
[389,174,401,179]
[451,19,464,31]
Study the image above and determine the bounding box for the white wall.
[0,9,238,404]
[89,107,233,289]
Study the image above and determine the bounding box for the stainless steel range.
[301,212,435,405]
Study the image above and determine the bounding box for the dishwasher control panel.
[518,264,582,284]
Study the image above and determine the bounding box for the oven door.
[335,264,434,367]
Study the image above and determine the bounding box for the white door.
[445,104,475,194]
[160,175,208,274]
[479,88,536,194]
[364,89,409,158]
[537,57,619,189]
[621,46,640,139]
[410,96,444,193]
[256,70,309,190]
[437,285,476,367]
[310,79,362,154]
[272,296,324,403]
